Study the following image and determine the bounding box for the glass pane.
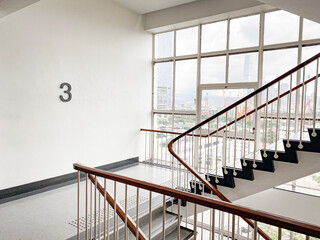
[175,59,197,110]
[302,45,320,79]
[176,27,198,56]
[174,114,196,132]
[201,89,254,120]
[155,31,174,59]
[303,18,320,40]
[229,14,259,49]
[229,52,258,83]
[263,48,298,85]
[201,21,227,52]
[154,62,173,110]
[154,114,172,131]
[201,56,226,84]
[264,10,299,45]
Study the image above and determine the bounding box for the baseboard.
[0,157,138,204]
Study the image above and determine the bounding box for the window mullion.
[196,25,202,125]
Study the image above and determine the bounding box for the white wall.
[0,0,152,189]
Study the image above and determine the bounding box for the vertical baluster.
[299,67,306,149]
[303,73,308,133]
[211,209,215,240]
[215,118,219,184]
[253,95,258,168]
[275,81,281,159]
[278,227,282,240]
[306,236,310,240]
[86,174,88,240]
[107,197,110,240]
[156,133,159,164]
[125,184,128,240]
[237,216,240,240]
[184,136,187,190]
[246,224,249,240]
[94,177,97,240]
[77,171,80,240]
[194,205,197,240]
[201,187,204,240]
[193,131,196,193]
[220,212,224,240]
[224,112,228,175]
[178,140,181,189]
[165,133,168,165]
[161,132,163,165]
[227,213,230,239]
[253,221,258,240]
[163,195,166,240]
[90,180,93,240]
[145,131,147,162]
[177,199,181,240]
[136,188,139,240]
[207,123,210,177]
[233,106,238,176]
[243,101,248,166]
[263,89,269,157]
[287,75,293,148]
[98,192,101,239]
[218,211,222,240]
[149,191,152,240]
[114,182,116,240]
[199,126,202,173]
[231,215,235,240]
[312,59,319,137]
[104,179,106,240]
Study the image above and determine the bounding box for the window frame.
[152,10,320,131]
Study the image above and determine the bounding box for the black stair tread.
[240,158,275,172]
[206,170,235,188]
[225,166,254,181]
[189,180,214,195]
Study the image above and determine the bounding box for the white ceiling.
[257,0,320,23]
[112,0,198,14]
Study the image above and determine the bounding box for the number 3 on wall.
[60,82,72,102]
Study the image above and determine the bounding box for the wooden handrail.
[87,174,147,240]
[74,164,320,238]
[140,128,202,137]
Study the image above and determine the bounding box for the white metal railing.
[142,53,320,189]
[74,164,320,240]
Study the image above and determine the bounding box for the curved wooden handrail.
[167,52,320,239]
[74,163,320,238]
[140,128,202,137]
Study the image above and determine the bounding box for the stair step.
[240,158,275,172]
[206,169,235,188]
[226,166,254,181]
[307,128,320,143]
[164,226,194,240]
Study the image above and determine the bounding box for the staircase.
[72,53,320,240]
[190,128,320,201]
[165,52,320,204]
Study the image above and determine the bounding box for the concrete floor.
[0,163,177,240]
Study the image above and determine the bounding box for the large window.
[153,10,320,131]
